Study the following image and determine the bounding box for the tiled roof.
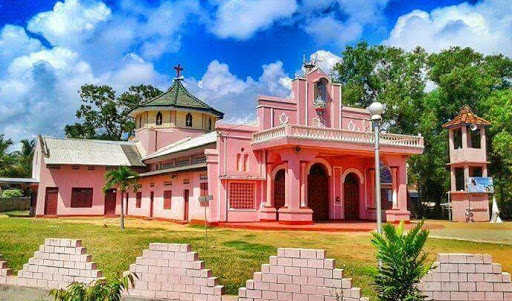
[41,136,145,167]
[144,132,217,160]
[442,105,491,128]
[132,79,223,117]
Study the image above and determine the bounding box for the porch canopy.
[0,177,39,185]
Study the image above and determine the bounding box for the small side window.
[186,113,193,127]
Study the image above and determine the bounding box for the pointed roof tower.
[129,64,224,118]
[442,105,490,129]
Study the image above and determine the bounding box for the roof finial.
[303,51,316,73]
[173,63,184,79]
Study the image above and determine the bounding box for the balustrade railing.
[252,124,424,148]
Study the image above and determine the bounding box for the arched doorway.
[273,169,286,220]
[308,163,329,221]
[344,173,360,220]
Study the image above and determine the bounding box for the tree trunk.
[120,191,125,230]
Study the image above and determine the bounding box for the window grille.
[229,182,255,210]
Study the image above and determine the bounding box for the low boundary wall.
[239,248,368,301]
[4,239,512,300]
[419,253,512,300]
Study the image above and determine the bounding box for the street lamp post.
[368,101,385,265]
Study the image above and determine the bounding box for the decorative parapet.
[252,124,424,148]
[126,243,224,300]
[419,253,512,300]
[238,247,368,301]
[16,238,102,289]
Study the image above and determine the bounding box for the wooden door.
[344,174,360,220]
[273,169,286,220]
[183,189,189,221]
[149,191,154,218]
[308,164,329,221]
[104,189,116,216]
[44,187,58,216]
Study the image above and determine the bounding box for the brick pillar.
[277,149,315,224]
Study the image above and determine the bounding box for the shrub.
[1,189,23,198]
[49,273,136,301]
[371,220,431,301]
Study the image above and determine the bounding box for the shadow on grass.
[0,211,31,218]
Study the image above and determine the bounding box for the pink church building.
[30,63,424,225]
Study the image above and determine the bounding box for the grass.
[0,215,511,298]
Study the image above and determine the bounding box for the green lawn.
[0,215,511,298]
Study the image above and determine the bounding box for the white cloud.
[27,0,111,47]
[211,0,297,39]
[302,0,389,48]
[310,50,342,75]
[187,60,292,121]
[384,0,512,57]
[0,25,42,73]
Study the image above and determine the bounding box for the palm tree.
[11,139,35,177]
[0,135,14,176]
[371,220,431,301]
[103,166,139,230]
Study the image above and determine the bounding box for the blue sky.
[0,0,510,142]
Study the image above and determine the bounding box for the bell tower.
[443,105,491,222]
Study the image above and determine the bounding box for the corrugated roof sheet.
[145,132,217,160]
[42,137,145,167]
[137,163,207,178]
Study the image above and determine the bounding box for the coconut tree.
[371,220,431,301]
[11,139,35,177]
[103,166,139,230]
[0,135,14,176]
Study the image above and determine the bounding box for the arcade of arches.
[265,160,402,223]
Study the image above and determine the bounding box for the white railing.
[252,124,424,148]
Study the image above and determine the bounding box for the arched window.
[139,116,143,128]
[208,118,212,131]
[156,112,162,126]
[243,154,249,172]
[236,154,241,171]
[186,113,192,127]
[316,80,327,101]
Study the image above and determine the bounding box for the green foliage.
[49,273,136,301]
[335,41,427,134]
[0,135,34,178]
[65,84,162,140]
[103,166,140,230]
[1,189,23,198]
[371,221,431,301]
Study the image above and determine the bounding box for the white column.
[300,162,306,207]
[392,167,398,209]
[266,164,272,207]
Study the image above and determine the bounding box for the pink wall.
[133,127,208,155]
[35,160,123,216]
[127,170,209,222]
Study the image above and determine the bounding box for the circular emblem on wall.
[279,113,289,124]
[347,120,356,131]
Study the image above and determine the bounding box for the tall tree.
[65,84,162,140]
[335,41,427,134]
[0,135,15,177]
[335,43,512,219]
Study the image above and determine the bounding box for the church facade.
[31,64,424,225]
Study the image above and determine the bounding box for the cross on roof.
[173,64,184,78]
